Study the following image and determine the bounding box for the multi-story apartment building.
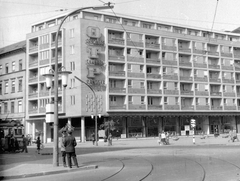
[0,41,26,137]
[25,10,240,143]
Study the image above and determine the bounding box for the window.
[18,79,23,92]
[174,82,178,90]
[143,23,153,29]
[127,49,131,55]
[40,66,50,75]
[128,80,132,88]
[40,50,49,60]
[11,80,15,93]
[5,63,9,74]
[5,81,8,93]
[123,20,128,25]
[223,85,226,92]
[147,67,152,73]
[110,80,116,88]
[196,98,199,105]
[163,67,166,74]
[206,98,209,105]
[195,83,198,90]
[4,102,8,113]
[175,97,179,105]
[140,65,144,72]
[147,82,152,89]
[128,96,133,104]
[70,45,74,54]
[164,97,168,104]
[132,22,136,26]
[11,102,14,113]
[163,82,167,89]
[128,64,132,72]
[18,100,22,112]
[224,99,227,105]
[148,97,153,105]
[70,61,75,71]
[110,96,117,105]
[12,62,15,72]
[70,29,74,38]
[40,35,49,44]
[141,96,145,104]
[19,60,22,71]
[0,83,2,95]
[71,95,75,105]
[70,78,75,88]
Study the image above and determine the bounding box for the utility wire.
[210,0,219,32]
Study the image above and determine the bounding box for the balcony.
[51,56,62,63]
[29,46,38,53]
[109,104,126,110]
[207,51,219,56]
[39,91,49,97]
[147,73,161,79]
[28,92,38,98]
[162,59,177,66]
[196,105,210,110]
[109,87,126,93]
[162,45,177,51]
[181,105,194,110]
[28,109,38,114]
[128,72,144,78]
[163,74,178,80]
[128,88,145,94]
[29,77,38,83]
[145,43,160,49]
[223,92,235,97]
[193,63,207,68]
[222,65,233,71]
[40,43,49,50]
[180,90,194,95]
[210,92,222,96]
[237,92,240,97]
[194,76,208,82]
[51,41,62,47]
[108,38,124,45]
[209,78,221,83]
[180,76,193,81]
[221,52,232,58]
[193,49,207,55]
[164,105,180,110]
[163,89,179,95]
[108,55,125,61]
[148,105,163,110]
[208,64,220,69]
[224,105,236,110]
[29,60,38,68]
[179,61,192,67]
[109,71,125,77]
[234,53,240,58]
[40,59,50,65]
[127,40,143,47]
[195,91,209,96]
[211,106,222,110]
[222,78,234,84]
[147,89,162,94]
[129,104,146,110]
[146,58,160,64]
[127,56,144,63]
[178,47,191,53]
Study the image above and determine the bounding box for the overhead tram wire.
[210,0,220,33]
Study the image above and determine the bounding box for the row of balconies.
[28,106,62,114]
[29,56,62,68]
[109,87,240,97]
[29,41,62,53]
[28,89,62,99]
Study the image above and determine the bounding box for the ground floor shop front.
[25,112,240,143]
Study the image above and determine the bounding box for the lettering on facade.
[85,39,105,46]
[86,59,105,66]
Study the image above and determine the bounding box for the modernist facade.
[25,10,240,142]
[0,41,26,137]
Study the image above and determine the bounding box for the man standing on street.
[21,135,28,153]
[63,131,79,168]
[60,130,67,167]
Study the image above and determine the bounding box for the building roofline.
[0,40,26,55]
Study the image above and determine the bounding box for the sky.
[1,0,240,48]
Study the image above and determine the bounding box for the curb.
[0,165,98,180]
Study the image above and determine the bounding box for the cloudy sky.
[1,0,240,48]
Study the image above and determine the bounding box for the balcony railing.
[29,60,38,67]
[224,105,236,110]
[109,87,126,93]
[146,58,160,64]
[209,78,221,83]
[127,56,144,63]
[51,56,62,63]
[28,109,38,114]
[221,52,232,58]
[147,73,161,79]
[51,41,62,47]
[127,40,143,47]
[145,43,160,49]
[29,77,38,83]
[222,65,233,70]
[40,59,50,65]
[211,106,222,110]
[195,91,209,96]
[109,71,125,77]
[234,53,240,58]
[109,105,126,110]
[180,76,193,81]
[28,92,38,98]
[181,105,194,110]
[179,61,192,67]
[196,105,210,110]
[148,105,163,110]
[194,76,208,82]
[108,38,125,45]
[208,64,220,69]
[127,72,145,78]
[207,51,219,56]
[193,62,207,68]
[147,89,162,94]
[29,46,38,53]
[39,91,50,97]
[162,45,177,51]
[128,88,145,94]
[129,104,146,110]
[222,78,234,84]
[180,90,194,95]
[237,93,240,97]
[164,105,180,110]
[193,49,207,54]
[163,89,179,95]
[108,55,125,61]
[210,92,222,96]
[178,47,191,53]
[162,59,178,66]
[163,74,178,80]
[223,92,235,97]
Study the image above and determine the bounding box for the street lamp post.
[44,4,113,167]
[74,76,99,146]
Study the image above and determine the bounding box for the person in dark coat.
[60,130,67,167]
[36,137,41,154]
[91,132,95,145]
[63,131,79,168]
[21,135,28,153]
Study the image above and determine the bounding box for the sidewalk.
[0,135,239,180]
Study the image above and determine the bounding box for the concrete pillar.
[32,122,36,140]
[81,117,85,142]
[43,121,47,143]
[142,117,146,137]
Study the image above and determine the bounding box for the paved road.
[1,136,240,181]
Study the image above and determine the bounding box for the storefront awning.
[108,112,240,117]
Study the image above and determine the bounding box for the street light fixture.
[43,4,113,167]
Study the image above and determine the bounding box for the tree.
[100,119,119,138]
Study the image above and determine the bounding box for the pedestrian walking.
[36,137,41,154]
[91,132,95,145]
[63,131,79,168]
[61,130,67,167]
[21,135,28,153]
[160,131,167,145]
[108,133,112,146]
[232,129,239,142]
